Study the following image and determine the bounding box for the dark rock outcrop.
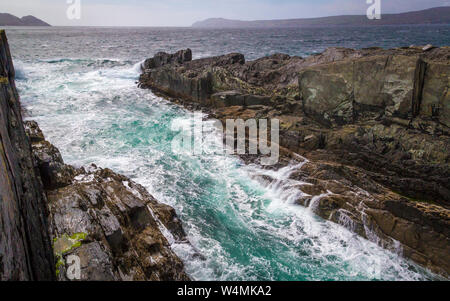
[139,46,450,276]
[298,47,450,128]
[143,49,192,70]
[0,30,55,280]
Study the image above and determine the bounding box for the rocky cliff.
[0,30,190,281]
[0,30,55,280]
[139,46,450,276]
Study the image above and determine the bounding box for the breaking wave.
[13,60,26,79]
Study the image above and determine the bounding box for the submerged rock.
[139,46,450,277]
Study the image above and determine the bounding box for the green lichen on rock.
[53,232,87,277]
[53,232,87,254]
[55,257,64,277]
[0,77,9,84]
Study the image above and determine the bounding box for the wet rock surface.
[291,158,450,276]
[139,46,450,276]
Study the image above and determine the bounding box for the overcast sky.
[1,0,449,26]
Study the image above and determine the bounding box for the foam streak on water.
[9,26,448,281]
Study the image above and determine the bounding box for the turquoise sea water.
[7,26,449,281]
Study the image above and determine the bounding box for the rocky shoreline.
[1,24,449,280]
[0,30,191,280]
[139,47,450,276]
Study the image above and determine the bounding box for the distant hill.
[193,7,450,28]
[0,13,50,26]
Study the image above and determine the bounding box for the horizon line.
[1,5,449,27]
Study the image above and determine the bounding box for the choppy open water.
[7,26,450,281]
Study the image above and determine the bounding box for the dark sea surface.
[5,25,449,281]
[8,25,450,61]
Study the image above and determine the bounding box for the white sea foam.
[13,60,26,79]
[132,59,146,74]
[15,56,440,281]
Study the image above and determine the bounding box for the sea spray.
[13,60,26,79]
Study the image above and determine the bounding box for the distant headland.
[193,6,450,28]
[0,13,51,26]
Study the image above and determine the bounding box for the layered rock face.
[0,30,55,280]
[295,48,450,204]
[0,30,190,281]
[139,46,450,276]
